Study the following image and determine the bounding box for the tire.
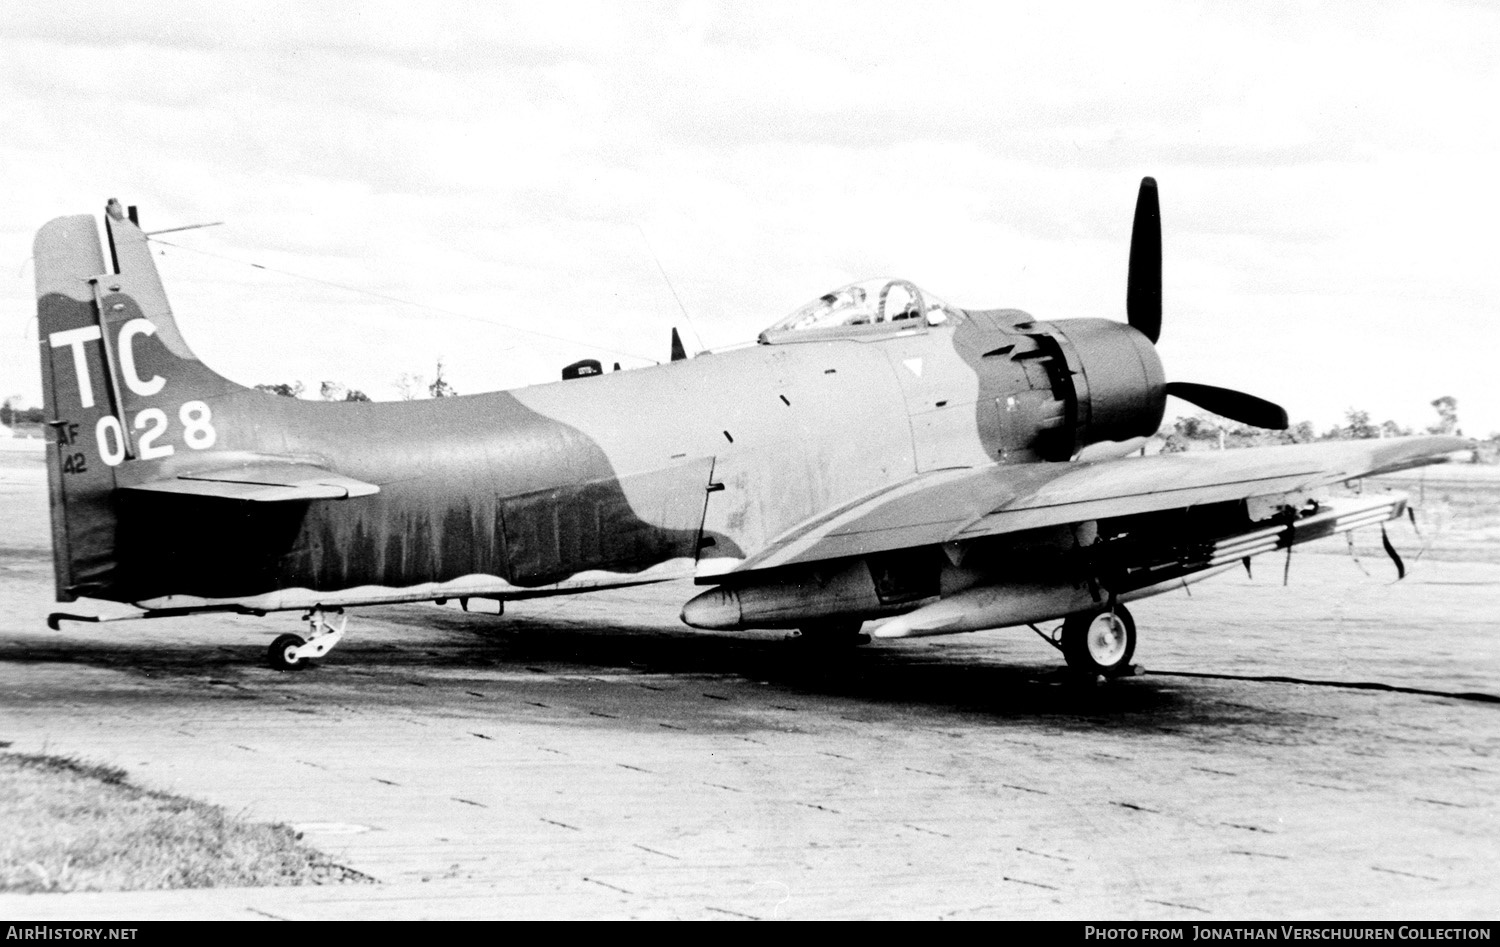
[1061,604,1136,676]
[268,633,308,671]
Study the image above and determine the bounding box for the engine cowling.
[1044,318,1166,451]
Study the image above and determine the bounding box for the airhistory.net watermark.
[5,929,137,940]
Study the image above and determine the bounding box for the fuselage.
[104,301,1162,609]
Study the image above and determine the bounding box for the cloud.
[1,1,1496,433]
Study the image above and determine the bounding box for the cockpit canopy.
[758,278,955,344]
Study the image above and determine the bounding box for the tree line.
[1157,396,1471,452]
[2,386,1491,458]
[254,359,455,403]
[0,360,458,432]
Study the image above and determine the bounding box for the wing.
[724,435,1469,575]
[120,460,380,502]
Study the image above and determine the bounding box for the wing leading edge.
[723,436,1470,575]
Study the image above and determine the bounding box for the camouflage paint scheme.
[35,200,1467,652]
[36,207,1153,603]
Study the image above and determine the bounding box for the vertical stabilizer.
[35,202,253,602]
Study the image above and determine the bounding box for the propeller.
[1125,177,1161,344]
[1162,382,1289,430]
[1127,177,1289,430]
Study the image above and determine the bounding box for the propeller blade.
[1165,381,1289,430]
[1126,177,1162,344]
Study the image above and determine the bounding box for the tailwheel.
[1061,604,1136,677]
[266,607,348,670]
[790,619,871,648]
[268,634,308,671]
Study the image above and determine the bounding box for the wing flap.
[122,462,380,502]
[730,436,1468,574]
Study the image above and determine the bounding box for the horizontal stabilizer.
[122,462,380,502]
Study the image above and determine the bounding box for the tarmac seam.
[1371,866,1441,882]
[1001,875,1059,890]
[1146,898,1209,913]
[1150,669,1500,703]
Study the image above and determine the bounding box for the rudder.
[36,213,118,600]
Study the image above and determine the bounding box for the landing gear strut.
[267,607,347,671]
[1060,603,1136,677]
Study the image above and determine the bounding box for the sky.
[3,0,1497,436]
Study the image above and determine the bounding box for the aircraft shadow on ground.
[1,605,1321,733]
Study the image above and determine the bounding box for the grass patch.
[0,752,375,893]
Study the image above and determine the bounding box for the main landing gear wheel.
[268,634,308,671]
[1061,604,1136,677]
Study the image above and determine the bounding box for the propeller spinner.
[1126,177,1288,430]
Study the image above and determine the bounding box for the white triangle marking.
[903,358,923,378]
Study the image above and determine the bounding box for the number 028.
[94,401,217,467]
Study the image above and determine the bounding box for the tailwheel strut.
[267,607,347,671]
